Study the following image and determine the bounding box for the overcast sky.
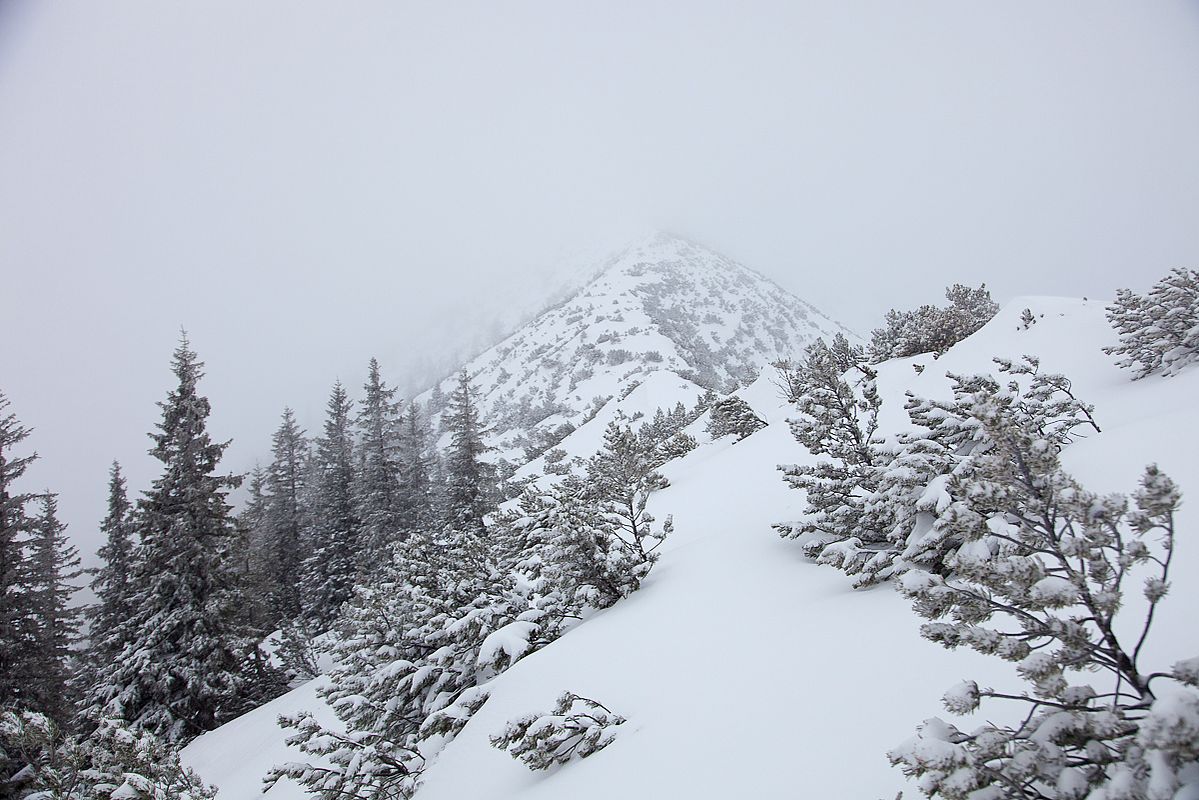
[2,1,1198,566]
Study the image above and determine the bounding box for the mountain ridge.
[419,233,854,459]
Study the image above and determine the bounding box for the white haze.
[1,0,1197,568]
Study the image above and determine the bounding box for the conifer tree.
[355,359,402,565]
[88,462,137,669]
[300,382,360,627]
[395,400,434,535]
[22,493,82,725]
[1104,267,1199,378]
[442,371,494,532]
[265,408,308,623]
[867,283,998,362]
[86,335,272,743]
[227,465,276,637]
[0,391,37,712]
[529,419,673,610]
[704,395,766,442]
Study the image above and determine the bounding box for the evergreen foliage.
[268,522,554,799]
[520,419,673,611]
[868,283,999,362]
[0,710,216,799]
[87,462,137,669]
[356,359,403,566]
[442,371,495,533]
[85,335,280,743]
[268,410,673,797]
[1104,267,1199,379]
[781,354,1100,588]
[264,408,308,623]
[704,395,766,442]
[300,382,360,628]
[21,494,82,725]
[227,466,278,637]
[395,400,435,537]
[0,392,37,713]
[889,451,1198,798]
[490,693,625,770]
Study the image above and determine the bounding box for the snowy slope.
[182,296,1199,799]
[417,232,854,458]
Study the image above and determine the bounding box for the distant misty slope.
[420,232,853,455]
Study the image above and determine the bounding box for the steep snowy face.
[425,233,852,455]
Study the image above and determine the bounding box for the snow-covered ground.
[183,296,1199,798]
[415,232,855,459]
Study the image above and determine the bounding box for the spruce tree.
[88,462,137,668]
[22,493,82,725]
[0,391,37,712]
[355,359,402,565]
[300,381,360,627]
[442,371,494,532]
[227,465,277,637]
[265,408,308,623]
[395,399,434,535]
[86,335,269,743]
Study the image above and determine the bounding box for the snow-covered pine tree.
[269,519,553,799]
[1,709,217,799]
[442,370,495,533]
[704,395,766,442]
[889,426,1197,797]
[525,419,673,610]
[395,400,435,536]
[21,494,82,725]
[356,358,403,567]
[782,352,1102,588]
[581,419,671,567]
[490,692,625,770]
[87,462,137,670]
[225,465,278,638]
[299,381,360,628]
[776,336,889,577]
[85,335,277,743]
[0,391,37,712]
[264,407,308,624]
[868,283,998,362]
[1104,267,1199,378]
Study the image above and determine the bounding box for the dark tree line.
[1,337,514,797]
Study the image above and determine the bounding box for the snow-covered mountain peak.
[422,235,854,459]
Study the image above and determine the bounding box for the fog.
[2,0,1198,566]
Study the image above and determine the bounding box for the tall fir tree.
[355,359,402,566]
[0,391,37,712]
[88,462,137,668]
[85,335,273,743]
[23,493,82,724]
[442,371,494,533]
[225,465,281,639]
[300,381,360,627]
[395,399,434,536]
[265,408,308,624]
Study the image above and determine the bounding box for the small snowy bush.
[1104,267,1199,378]
[705,396,766,442]
[490,693,625,770]
[0,711,215,800]
[868,283,998,362]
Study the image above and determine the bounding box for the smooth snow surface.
[183,296,1199,799]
